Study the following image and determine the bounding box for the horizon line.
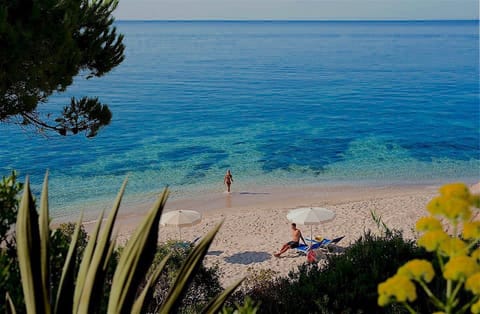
[115,18,478,22]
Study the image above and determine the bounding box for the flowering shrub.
[378,183,480,314]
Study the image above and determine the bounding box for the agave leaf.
[201,278,244,314]
[39,172,50,312]
[73,209,104,313]
[78,178,128,313]
[108,188,169,313]
[54,213,83,314]
[131,253,171,314]
[6,292,17,314]
[160,221,223,314]
[103,231,118,271]
[16,177,48,313]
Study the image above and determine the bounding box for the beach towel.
[307,249,317,263]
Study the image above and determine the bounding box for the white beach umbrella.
[286,207,335,241]
[160,210,202,240]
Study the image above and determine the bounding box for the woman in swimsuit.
[224,169,233,192]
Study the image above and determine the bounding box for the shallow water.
[1,21,479,217]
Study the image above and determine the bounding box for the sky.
[114,0,479,20]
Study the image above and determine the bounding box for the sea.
[1,20,479,218]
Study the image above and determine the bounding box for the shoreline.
[108,181,441,233]
[52,176,479,224]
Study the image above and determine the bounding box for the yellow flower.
[427,195,472,222]
[440,183,470,200]
[397,259,435,283]
[439,238,468,257]
[472,248,480,262]
[443,198,472,222]
[378,274,417,306]
[377,294,390,307]
[465,273,480,295]
[443,256,479,281]
[418,230,449,252]
[427,196,447,216]
[416,216,442,232]
[462,221,480,240]
[472,299,480,314]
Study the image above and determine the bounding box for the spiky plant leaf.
[160,221,223,314]
[78,178,128,313]
[201,278,244,314]
[103,231,118,271]
[107,188,169,313]
[54,213,83,314]
[39,172,50,312]
[73,209,104,313]
[16,177,48,313]
[131,253,171,314]
[11,176,238,314]
[6,292,17,314]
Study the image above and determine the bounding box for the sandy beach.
[75,182,479,287]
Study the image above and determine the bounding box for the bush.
[0,171,23,248]
[1,221,92,314]
[4,174,239,313]
[49,223,90,308]
[232,231,429,314]
[0,171,23,313]
[144,240,223,313]
[221,297,260,314]
[314,230,425,313]
[2,222,223,313]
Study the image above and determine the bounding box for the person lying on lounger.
[274,223,306,257]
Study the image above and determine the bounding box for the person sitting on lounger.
[274,223,306,257]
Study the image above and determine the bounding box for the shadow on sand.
[224,251,272,264]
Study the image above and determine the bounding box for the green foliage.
[8,174,241,313]
[0,171,23,248]
[0,248,22,313]
[370,209,393,236]
[49,222,90,308]
[241,267,279,294]
[143,240,223,313]
[0,172,21,312]
[313,231,426,313]
[1,219,115,314]
[0,0,124,137]
[0,174,119,314]
[231,231,430,314]
[221,297,260,314]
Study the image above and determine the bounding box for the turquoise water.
[1,21,479,217]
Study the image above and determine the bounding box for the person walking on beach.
[224,169,233,192]
[274,223,306,257]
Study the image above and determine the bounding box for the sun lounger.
[296,236,345,255]
[295,238,330,255]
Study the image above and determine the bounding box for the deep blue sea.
[1,21,479,217]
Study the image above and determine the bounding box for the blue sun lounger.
[295,236,345,255]
[295,238,330,255]
[310,236,345,252]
